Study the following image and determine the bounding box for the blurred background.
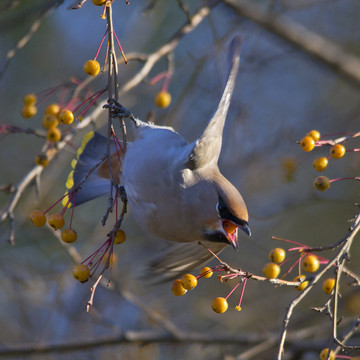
[0,0,359,359]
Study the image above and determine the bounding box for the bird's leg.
[104,99,136,123]
[118,185,127,205]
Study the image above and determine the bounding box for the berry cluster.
[298,130,360,191]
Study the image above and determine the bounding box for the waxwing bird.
[70,35,250,279]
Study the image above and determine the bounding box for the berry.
[23,93,37,106]
[114,229,126,244]
[302,254,320,273]
[300,136,315,152]
[42,114,59,129]
[322,278,335,294]
[92,0,107,5]
[59,109,74,125]
[313,157,328,172]
[319,348,335,360]
[154,91,171,108]
[21,105,37,118]
[330,144,346,159]
[234,306,242,311]
[35,153,49,167]
[73,264,90,282]
[181,273,198,290]
[223,220,237,234]
[61,228,77,243]
[307,130,321,141]
[200,266,213,278]
[48,213,65,230]
[44,103,60,116]
[314,176,330,191]
[212,297,228,314]
[84,60,100,76]
[29,210,46,227]
[269,248,286,264]
[47,127,62,142]
[293,275,308,291]
[102,252,118,267]
[263,263,281,279]
[171,279,187,296]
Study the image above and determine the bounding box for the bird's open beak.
[221,220,251,251]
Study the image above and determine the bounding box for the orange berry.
[44,103,60,116]
[154,91,171,108]
[293,275,308,291]
[61,228,77,243]
[302,254,320,273]
[42,114,59,129]
[73,264,90,282]
[200,266,213,278]
[313,157,328,172]
[263,263,281,279]
[330,144,346,159]
[171,279,187,296]
[47,127,62,143]
[306,130,321,141]
[269,248,286,264]
[21,105,37,118]
[300,136,315,152]
[35,153,49,167]
[23,93,37,106]
[59,109,74,125]
[212,297,228,314]
[314,176,330,191]
[319,348,335,360]
[29,210,46,227]
[223,220,237,234]
[92,0,107,5]
[84,60,100,76]
[48,213,65,230]
[181,274,198,290]
[114,229,126,244]
[234,305,242,311]
[322,278,335,294]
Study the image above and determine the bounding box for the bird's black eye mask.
[216,195,248,229]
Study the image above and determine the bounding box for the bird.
[69,35,250,280]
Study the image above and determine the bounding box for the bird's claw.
[104,99,133,119]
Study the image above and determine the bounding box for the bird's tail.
[63,131,124,207]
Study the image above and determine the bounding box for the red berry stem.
[113,29,128,64]
[94,30,108,61]
[329,177,360,183]
[161,73,171,93]
[42,192,72,214]
[237,277,248,308]
[272,236,307,248]
[150,71,168,85]
[281,256,303,278]
[225,282,241,301]
[69,191,76,229]
[112,131,125,154]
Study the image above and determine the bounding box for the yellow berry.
[21,105,37,118]
[269,248,286,264]
[47,127,62,143]
[263,262,281,279]
[29,210,46,227]
[84,60,100,76]
[300,136,315,152]
[102,252,118,267]
[73,264,90,282]
[154,91,171,108]
[302,254,320,273]
[322,278,335,294]
[330,144,346,159]
[223,220,237,234]
[314,176,330,191]
[171,279,187,296]
[59,109,74,125]
[181,273,198,290]
[212,297,228,314]
[307,130,321,141]
[313,157,328,172]
[35,153,49,167]
[293,275,308,291]
[48,213,65,230]
[200,266,213,278]
[234,305,242,311]
[42,114,59,129]
[319,348,335,360]
[114,229,126,244]
[23,93,37,106]
[44,103,60,116]
[92,0,107,5]
[61,228,77,243]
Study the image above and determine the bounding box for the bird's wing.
[187,35,242,170]
[146,241,227,282]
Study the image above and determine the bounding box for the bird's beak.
[221,220,251,251]
[239,223,251,237]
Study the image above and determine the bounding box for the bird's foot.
[104,99,134,121]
